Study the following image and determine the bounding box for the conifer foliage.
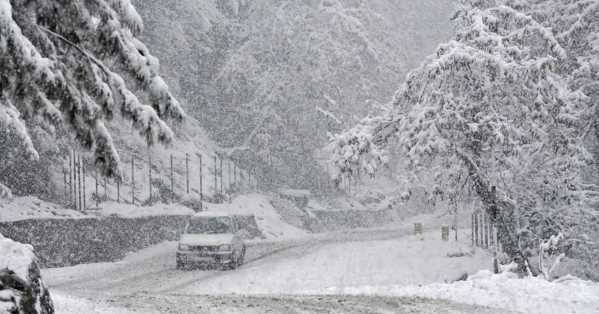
[0,0,184,177]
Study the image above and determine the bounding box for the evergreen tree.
[0,0,184,178]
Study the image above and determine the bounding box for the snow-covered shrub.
[0,233,53,314]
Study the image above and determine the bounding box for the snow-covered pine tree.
[0,0,184,177]
[332,0,599,273]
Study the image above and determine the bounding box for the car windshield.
[185,217,232,234]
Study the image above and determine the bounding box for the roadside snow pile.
[206,194,308,240]
[0,233,53,314]
[326,271,599,314]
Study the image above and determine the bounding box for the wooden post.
[131,156,135,205]
[170,154,174,202]
[186,153,189,194]
[103,176,107,201]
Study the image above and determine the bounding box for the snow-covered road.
[43,224,505,313]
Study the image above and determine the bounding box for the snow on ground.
[322,271,599,314]
[52,292,135,314]
[181,229,491,294]
[205,193,308,240]
[93,201,194,217]
[0,196,194,222]
[0,196,86,222]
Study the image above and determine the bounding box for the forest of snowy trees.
[332,0,599,278]
[132,0,455,189]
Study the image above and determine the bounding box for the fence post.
[95,168,99,208]
[117,175,120,203]
[214,155,218,196]
[228,159,231,192]
[131,156,135,205]
[103,176,107,201]
[471,213,474,246]
[77,154,82,211]
[199,154,203,204]
[474,212,479,246]
[69,150,73,208]
[170,154,174,202]
[186,153,189,194]
[63,164,67,204]
[82,157,86,211]
[220,157,223,195]
[148,153,152,203]
[234,163,237,188]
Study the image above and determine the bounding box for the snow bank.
[0,233,34,280]
[323,271,599,314]
[0,232,54,314]
[52,292,135,314]
[205,194,308,240]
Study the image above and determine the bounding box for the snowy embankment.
[0,233,53,313]
[323,271,599,314]
[0,196,195,222]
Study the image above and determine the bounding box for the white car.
[176,213,246,270]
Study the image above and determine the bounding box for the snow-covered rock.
[0,233,53,314]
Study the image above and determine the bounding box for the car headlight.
[219,244,232,251]
[178,244,190,251]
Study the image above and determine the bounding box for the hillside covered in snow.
[132,0,456,188]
